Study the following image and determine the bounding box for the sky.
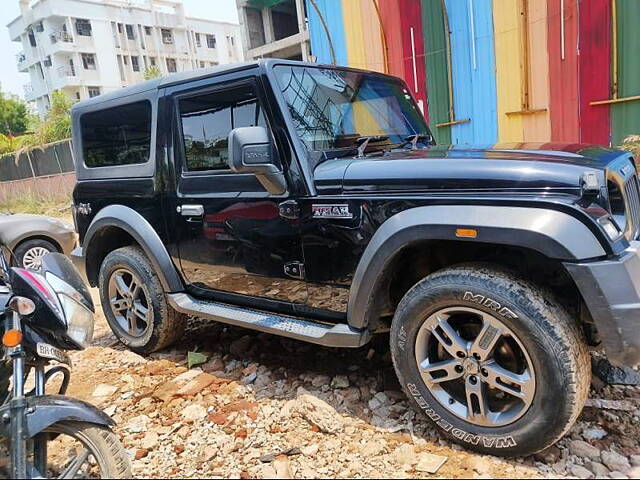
[0,0,240,98]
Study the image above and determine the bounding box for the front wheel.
[390,264,590,457]
[33,421,131,478]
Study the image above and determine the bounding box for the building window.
[123,56,129,66]
[131,56,140,72]
[117,23,123,34]
[195,33,201,47]
[88,87,101,98]
[166,58,177,73]
[125,24,135,40]
[81,53,96,70]
[28,30,37,47]
[75,19,92,37]
[43,56,52,67]
[206,34,216,49]
[179,86,266,172]
[145,26,152,35]
[228,36,235,46]
[37,62,45,79]
[161,29,173,44]
[81,101,153,168]
[199,61,205,68]
[149,57,157,66]
[34,22,44,33]
[76,92,81,100]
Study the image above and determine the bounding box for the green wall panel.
[421,0,451,144]
[612,0,640,145]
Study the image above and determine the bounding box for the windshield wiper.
[356,135,390,157]
[400,134,433,150]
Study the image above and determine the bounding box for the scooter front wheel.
[34,421,131,479]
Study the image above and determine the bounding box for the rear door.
[166,76,309,310]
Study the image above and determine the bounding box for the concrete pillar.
[262,7,274,44]
[294,0,309,60]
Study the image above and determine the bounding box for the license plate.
[37,343,71,366]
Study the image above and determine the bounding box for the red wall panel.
[579,0,611,145]
[548,0,580,142]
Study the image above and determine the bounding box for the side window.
[178,85,266,172]
[81,101,152,168]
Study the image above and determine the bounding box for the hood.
[314,143,634,195]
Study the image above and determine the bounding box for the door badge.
[312,204,353,219]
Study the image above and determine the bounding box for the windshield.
[274,65,431,154]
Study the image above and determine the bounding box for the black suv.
[71,60,640,457]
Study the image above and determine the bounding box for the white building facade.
[8,0,244,116]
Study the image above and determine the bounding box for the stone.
[391,444,416,466]
[601,451,631,473]
[588,461,610,478]
[182,404,208,421]
[126,414,150,433]
[582,427,608,441]
[259,464,278,479]
[569,440,601,461]
[135,448,149,460]
[202,446,217,462]
[176,373,217,396]
[631,456,640,467]
[141,431,159,450]
[592,357,640,385]
[609,472,629,479]
[330,375,350,389]
[103,405,117,417]
[272,457,293,479]
[286,394,344,434]
[362,439,386,457]
[535,445,562,464]
[92,384,118,397]
[174,369,203,384]
[415,453,448,474]
[628,467,640,478]
[301,444,319,456]
[202,357,225,373]
[229,335,253,357]
[241,372,258,385]
[570,464,594,479]
[310,375,331,388]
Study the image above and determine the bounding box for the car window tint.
[81,101,152,168]
[179,86,266,172]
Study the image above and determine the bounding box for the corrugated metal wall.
[303,0,640,146]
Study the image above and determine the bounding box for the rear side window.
[81,101,152,168]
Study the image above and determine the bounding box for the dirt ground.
[51,287,639,479]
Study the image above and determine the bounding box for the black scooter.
[0,248,131,478]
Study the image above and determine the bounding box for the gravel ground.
[50,289,640,479]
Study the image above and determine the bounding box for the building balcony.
[50,30,74,44]
[57,65,77,78]
[16,52,28,72]
[23,83,37,102]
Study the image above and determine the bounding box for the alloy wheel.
[414,306,536,427]
[22,246,50,270]
[107,268,152,338]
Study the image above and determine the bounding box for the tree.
[0,90,29,136]
[144,66,162,81]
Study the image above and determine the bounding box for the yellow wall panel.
[523,0,551,142]
[359,0,386,73]
[493,0,524,142]
[342,0,367,69]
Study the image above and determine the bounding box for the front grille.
[624,173,640,240]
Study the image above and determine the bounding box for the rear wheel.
[390,263,590,457]
[99,246,186,353]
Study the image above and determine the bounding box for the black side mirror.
[228,126,287,195]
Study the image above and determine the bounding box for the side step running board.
[167,293,371,348]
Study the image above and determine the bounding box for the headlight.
[58,293,94,347]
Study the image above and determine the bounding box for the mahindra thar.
[70,60,640,457]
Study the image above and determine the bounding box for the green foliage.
[621,135,640,159]
[143,66,162,81]
[0,90,29,136]
[187,350,208,369]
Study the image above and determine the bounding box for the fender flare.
[24,395,114,438]
[347,205,607,329]
[83,204,184,292]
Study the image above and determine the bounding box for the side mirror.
[228,126,287,195]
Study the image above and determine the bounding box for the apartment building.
[8,0,243,116]
[236,0,309,61]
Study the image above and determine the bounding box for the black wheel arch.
[81,205,184,292]
[347,205,607,330]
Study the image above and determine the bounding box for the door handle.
[178,204,204,217]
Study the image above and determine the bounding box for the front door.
[170,79,308,309]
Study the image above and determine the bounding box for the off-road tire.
[43,421,131,478]
[390,263,590,457]
[99,246,186,353]
[13,238,58,269]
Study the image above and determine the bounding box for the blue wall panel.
[306,0,348,66]
[445,0,498,144]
